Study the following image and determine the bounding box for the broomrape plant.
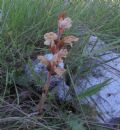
[37,12,79,113]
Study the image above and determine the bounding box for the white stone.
[77,36,120,122]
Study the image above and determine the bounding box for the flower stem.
[37,72,51,113]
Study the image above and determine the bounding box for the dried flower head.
[44,32,58,46]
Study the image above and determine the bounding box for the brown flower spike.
[37,12,79,113]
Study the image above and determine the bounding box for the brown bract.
[63,35,79,47]
[49,44,58,54]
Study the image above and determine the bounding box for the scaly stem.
[37,72,51,113]
[57,27,61,41]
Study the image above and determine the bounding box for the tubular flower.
[63,35,79,47]
[58,12,72,33]
[37,56,49,67]
[57,49,68,58]
[52,49,68,64]
[59,17,72,29]
[44,32,58,46]
[37,50,67,76]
